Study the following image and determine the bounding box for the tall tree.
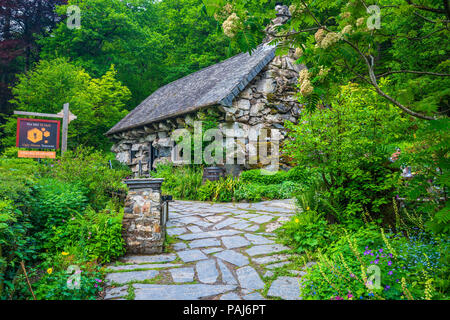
[0,0,66,132]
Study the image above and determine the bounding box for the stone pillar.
[122,178,165,254]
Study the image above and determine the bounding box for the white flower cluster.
[341,24,353,37]
[341,11,351,19]
[222,13,241,38]
[356,17,365,27]
[214,3,234,21]
[318,31,342,49]
[298,69,314,96]
[315,28,326,43]
[294,47,303,59]
[289,3,305,16]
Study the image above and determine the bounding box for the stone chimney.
[264,3,291,43]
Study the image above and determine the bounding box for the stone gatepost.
[122,178,166,254]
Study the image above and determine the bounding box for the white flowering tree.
[203,0,450,120]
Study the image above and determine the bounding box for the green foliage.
[234,181,302,202]
[45,202,125,264]
[284,84,413,222]
[198,176,240,202]
[0,158,40,204]
[239,166,314,185]
[28,178,88,247]
[214,0,450,119]
[1,58,131,152]
[151,164,203,200]
[0,200,34,299]
[47,146,130,209]
[33,268,102,300]
[300,227,449,300]
[39,0,236,108]
[277,209,333,254]
[33,251,103,300]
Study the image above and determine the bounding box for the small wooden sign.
[18,150,56,159]
[16,118,60,150]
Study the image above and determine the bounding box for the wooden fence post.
[61,103,69,155]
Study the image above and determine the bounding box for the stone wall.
[122,179,165,254]
[110,50,303,176]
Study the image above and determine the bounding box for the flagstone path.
[103,199,311,300]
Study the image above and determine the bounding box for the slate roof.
[106,44,277,135]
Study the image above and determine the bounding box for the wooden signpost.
[15,103,77,158]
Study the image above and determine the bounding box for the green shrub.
[48,146,130,209]
[284,84,413,222]
[239,167,315,186]
[277,209,334,254]
[29,178,88,244]
[151,164,203,200]
[300,227,449,300]
[0,158,41,204]
[45,202,125,263]
[0,200,35,299]
[33,268,103,300]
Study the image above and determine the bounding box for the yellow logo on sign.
[27,128,43,143]
[27,128,51,143]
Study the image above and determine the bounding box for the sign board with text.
[16,118,60,150]
[18,151,56,159]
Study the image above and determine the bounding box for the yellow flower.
[61,252,69,256]
[295,218,300,223]
[47,268,53,275]
[306,206,310,211]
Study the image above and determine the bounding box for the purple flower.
[388,271,393,275]
[94,284,98,288]
[385,285,390,290]
[95,279,102,283]
[388,261,392,266]
[374,259,379,264]
[379,249,383,253]
[348,293,353,299]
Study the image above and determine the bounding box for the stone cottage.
[106,5,305,176]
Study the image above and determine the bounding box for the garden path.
[103,199,312,300]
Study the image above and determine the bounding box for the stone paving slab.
[250,215,274,224]
[267,277,302,300]
[121,254,177,264]
[170,267,195,283]
[189,238,221,249]
[105,270,159,285]
[107,263,182,272]
[252,254,290,265]
[104,285,129,300]
[244,234,275,245]
[177,249,208,263]
[173,242,188,251]
[196,260,219,284]
[167,227,188,236]
[178,229,241,241]
[202,247,224,254]
[221,235,251,249]
[133,284,237,300]
[236,266,265,290]
[214,250,249,267]
[218,261,238,285]
[245,244,290,257]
